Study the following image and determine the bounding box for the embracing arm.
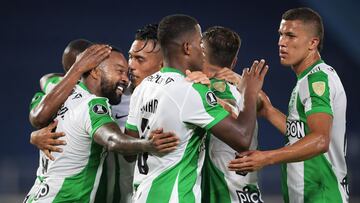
[211,60,268,152]
[257,90,287,134]
[228,112,332,172]
[94,123,179,155]
[29,45,112,128]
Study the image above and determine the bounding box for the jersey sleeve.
[29,91,45,111]
[85,97,116,138]
[300,71,333,117]
[43,75,63,94]
[125,87,140,132]
[180,83,229,131]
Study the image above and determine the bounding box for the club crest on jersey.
[312,81,325,96]
[206,91,218,106]
[92,104,108,115]
[213,81,226,92]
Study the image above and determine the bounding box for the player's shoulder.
[210,78,237,100]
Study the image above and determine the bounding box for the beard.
[100,75,123,105]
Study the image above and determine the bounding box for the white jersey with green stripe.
[125,67,229,203]
[202,79,262,203]
[283,60,348,203]
[25,83,116,203]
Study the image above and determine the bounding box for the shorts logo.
[206,91,218,106]
[312,81,325,96]
[213,81,226,92]
[236,185,263,203]
[92,104,108,115]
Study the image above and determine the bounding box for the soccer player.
[201,26,263,203]
[125,14,268,202]
[24,44,179,202]
[29,39,94,158]
[228,7,349,203]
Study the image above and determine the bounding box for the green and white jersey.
[283,60,348,203]
[125,67,229,203]
[202,79,262,203]
[25,83,116,203]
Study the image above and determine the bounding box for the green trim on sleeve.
[125,122,138,132]
[204,111,229,130]
[43,76,62,93]
[29,92,45,111]
[192,83,230,130]
[305,70,333,117]
[88,98,116,138]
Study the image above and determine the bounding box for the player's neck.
[82,79,101,96]
[292,51,321,76]
[204,64,222,78]
[163,59,188,75]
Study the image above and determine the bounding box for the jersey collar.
[78,81,90,93]
[160,67,186,77]
[297,59,324,80]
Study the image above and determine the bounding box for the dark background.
[1,0,359,200]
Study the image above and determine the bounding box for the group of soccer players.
[24,7,349,203]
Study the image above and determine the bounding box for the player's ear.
[89,67,101,80]
[309,37,320,51]
[183,42,190,55]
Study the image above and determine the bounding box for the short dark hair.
[62,39,93,72]
[282,7,324,51]
[203,26,241,68]
[133,23,159,53]
[158,14,198,52]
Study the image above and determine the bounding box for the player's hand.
[213,67,242,88]
[148,128,179,154]
[228,150,270,173]
[185,70,210,86]
[30,120,66,161]
[71,44,112,73]
[257,90,273,118]
[239,59,269,94]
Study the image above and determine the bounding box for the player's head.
[128,24,163,87]
[202,26,241,74]
[158,14,204,71]
[62,39,93,72]
[278,7,324,66]
[86,47,129,105]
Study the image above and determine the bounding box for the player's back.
[127,67,229,203]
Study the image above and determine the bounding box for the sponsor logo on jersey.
[92,104,108,115]
[286,120,305,139]
[236,185,263,203]
[213,81,226,92]
[206,91,218,106]
[312,81,326,96]
[33,183,49,200]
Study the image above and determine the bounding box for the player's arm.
[228,113,332,172]
[93,123,179,155]
[40,73,64,92]
[29,45,112,129]
[210,60,268,152]
[257,90,287,134]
